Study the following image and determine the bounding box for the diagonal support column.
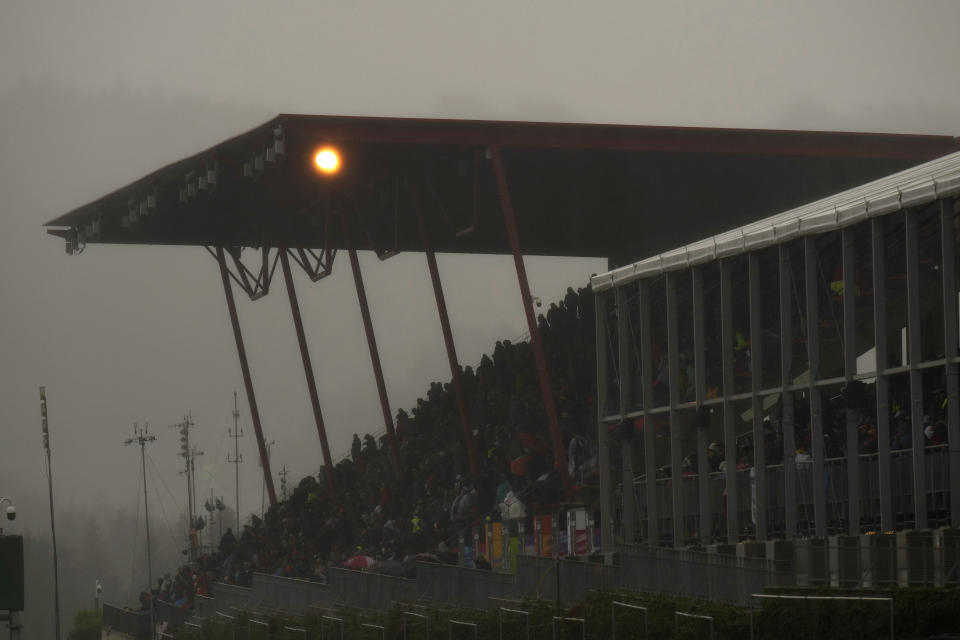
[343,220,404,478]
[216,246,277,508]
[413,189,481,483]
[490,145,573,499]
[279,249,339,497]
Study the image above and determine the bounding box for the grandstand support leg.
[779,246,797,539]
[413,188,482,484]
[940,198,960,527]
[842,227,860,535]
[804,236,827,537]
[490,145,573,499]
[639,280,659,546]
[872,218,894,532]
[279,249,338,497]
[666,271,684,548]
[217,246,277,508]
[693,267,712,544]
[617,286,635,546]
[906,208,928,529]
[720,259,739,543]
[595,291,613,552]
[749,252,768,541]
[343,221,404,479]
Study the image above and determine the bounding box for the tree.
[67,609,101,640]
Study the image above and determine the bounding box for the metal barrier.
[498,607,529,640]
[619,544,776,606]
[102,603,150,638]
[154,598,192,631]
[448,619,478,639]
[401,610,429,640]
[551,616,585,640]
[674,611,713,640]
[611,601,647,640]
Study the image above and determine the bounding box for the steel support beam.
[804,236,827,537]
[343,222,404,479]
[720,259,738,542]
[617,286,636,545]
[905,208,928,529]
[595,290,613,552]
[842,228,860,535]
[779,246,797,539]
[490,145,572,498]
[279,250,338,497]
[693,267,712,543]
[748,253,768,540]
[216,246,277,508]
[666,272,684,547]
[872,217,894,532]
[940,198,960,527]
[639,279,658,545]
[413,189,481,484]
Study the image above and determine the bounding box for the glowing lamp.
[314,148,340,175]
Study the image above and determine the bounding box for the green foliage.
[67,609,101,640]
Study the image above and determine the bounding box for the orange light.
[314,147,340,174]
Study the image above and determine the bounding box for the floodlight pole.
[490,145,573,498]
[412,187,481,484]
[342,218,404,479]
[279,249,339,497]
[216,246,277,508]
[39,387,61,640]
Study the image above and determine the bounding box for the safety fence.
[146,529,960,635]
[102,602,150,638]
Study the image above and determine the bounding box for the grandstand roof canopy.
[45,114,959,262]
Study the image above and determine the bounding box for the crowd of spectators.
[152,286,599,609]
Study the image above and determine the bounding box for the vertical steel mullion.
[720,259,739,542]
[804,236,828,537]
[595,290,613,553]
[842,228,860,534]
[666,272,684,547]
[873,217,893,532]
[693,267,711,543]
[940,198,960,527]
[906,208,928,529]
[639,280,658,546]
[749,252,767,540]
[617,286,636,545]
[779,246,797,539]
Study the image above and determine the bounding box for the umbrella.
[510,454,532,477]
[341,555,376,570]
[401,553,441,579]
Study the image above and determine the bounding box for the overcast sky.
[2,0,960,579]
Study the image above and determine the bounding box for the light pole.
[124,424,156,640]
[39,387,61,640]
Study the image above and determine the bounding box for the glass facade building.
[592,152,960,549]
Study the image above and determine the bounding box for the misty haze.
[3,2,960,639]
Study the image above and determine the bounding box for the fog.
[1,0,959,635]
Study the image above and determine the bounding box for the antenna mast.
[170,416,198,559]
[124,423,157,640]
[228,392,243,532]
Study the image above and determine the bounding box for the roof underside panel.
[44,114,958,262]
[591,149,960,292]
